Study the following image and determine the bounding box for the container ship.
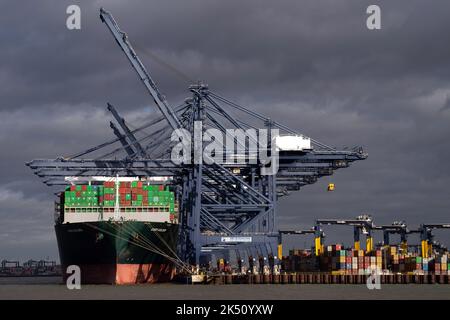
[55,178,179,284]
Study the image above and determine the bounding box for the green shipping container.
[103,200,113,207]
[104,188,115,194]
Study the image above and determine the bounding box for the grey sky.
[1,0,450,260]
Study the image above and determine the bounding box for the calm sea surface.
[0,277,449,299]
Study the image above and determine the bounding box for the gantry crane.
[278,226,325,257]
[419,224,450,258]
[373,221,415,252]
[27,8,367,265]
[316,215,375,253]
[1,260,20,269]
[23,259,38,268]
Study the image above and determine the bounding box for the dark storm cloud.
[1,0,450,259]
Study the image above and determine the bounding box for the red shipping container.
[106,181,115,188]
[159,185,164,191]
[105,194,115,201]
[82,185,87,191]
[70,185,76,191]
[137,181,143,188]
[76,191,81,197]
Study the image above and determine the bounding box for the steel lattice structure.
[27,9,367,265]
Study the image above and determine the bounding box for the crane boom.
[100,8,183,131]
[316,217,375,252]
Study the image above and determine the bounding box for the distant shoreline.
[0,275,61,278]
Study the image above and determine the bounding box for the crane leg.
[366,237,373,253]
[400,241,408,253]
[421,240,428,258]
[277,244,283,260]
[314,237,322,256]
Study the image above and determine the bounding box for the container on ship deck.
[104,187,115,194]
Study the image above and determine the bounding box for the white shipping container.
[274,135,311,151]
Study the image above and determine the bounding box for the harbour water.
[0,277,449,299]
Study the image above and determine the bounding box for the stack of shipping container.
[283,244,450,275]
[318,245,382,274]
[63,181,176,213]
